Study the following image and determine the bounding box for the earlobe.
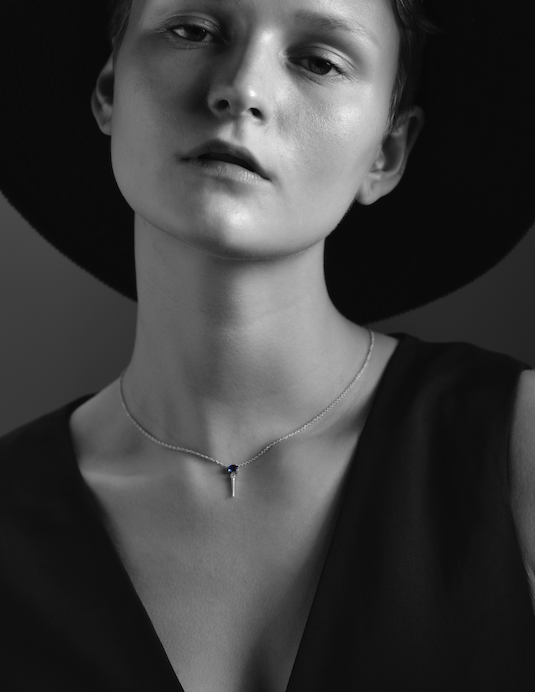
[91,54,115,136]
[355,106,425,206]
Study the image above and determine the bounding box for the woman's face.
[106,0,400,260]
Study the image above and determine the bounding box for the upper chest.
[80,451,351,692]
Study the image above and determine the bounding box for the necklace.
[119,330,374,498]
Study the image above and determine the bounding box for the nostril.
[209,93,265,120]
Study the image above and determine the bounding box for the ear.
[355,106,425,206]
[91,53,115,136]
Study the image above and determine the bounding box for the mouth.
[183,140,270,180]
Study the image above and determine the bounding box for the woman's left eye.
[167,22,217,43]
[295,55,345,77]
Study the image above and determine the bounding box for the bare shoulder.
[510,369,535,601]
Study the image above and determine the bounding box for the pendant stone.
[227,465,238,498]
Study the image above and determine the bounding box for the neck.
[123,222,370,463]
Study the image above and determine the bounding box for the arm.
[510,369,535,613]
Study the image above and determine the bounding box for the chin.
[158,198,295,261]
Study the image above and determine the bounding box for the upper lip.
[183,139,270,180]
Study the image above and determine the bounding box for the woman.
[1,0,535,689]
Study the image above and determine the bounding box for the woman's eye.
[169,23,214,43]
[297,56,343,77]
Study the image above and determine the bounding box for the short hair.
[106,0,439,133]
[387,1,439,133]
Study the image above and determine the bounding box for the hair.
[386,1,440,133]
[106,0,439,133]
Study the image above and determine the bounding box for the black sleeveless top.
[1,334,534,691]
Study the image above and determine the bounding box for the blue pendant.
[227,465,238,498]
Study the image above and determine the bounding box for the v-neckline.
[61,333,413,692]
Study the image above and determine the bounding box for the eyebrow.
[293,10,379,46]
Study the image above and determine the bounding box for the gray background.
[1,190,534,438]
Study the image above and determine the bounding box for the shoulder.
[510,369,535,595]
[0,404,70,457]
[0,396,91,496]
[390,332,527,384]
[387,335,529,432]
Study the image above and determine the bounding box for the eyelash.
[163,22,347,79]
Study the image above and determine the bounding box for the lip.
[182,139,271,181]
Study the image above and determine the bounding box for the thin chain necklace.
[119,330,374,498]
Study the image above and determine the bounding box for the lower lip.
[181,158,267,184]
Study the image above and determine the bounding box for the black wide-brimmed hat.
[1,0,534,324]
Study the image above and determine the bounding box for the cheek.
[289,93,383,208]
[110,73,148,194]
[109,62,179,216]
[266,86,387,244]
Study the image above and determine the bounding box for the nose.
[207,39,275,124]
